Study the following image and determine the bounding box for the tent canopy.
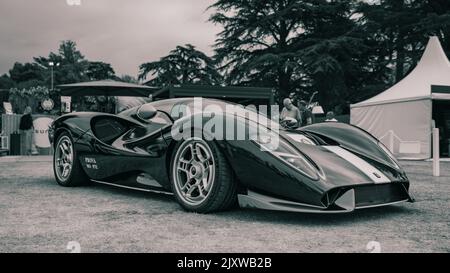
[350,37,450,159]
[352,36,450,108]
[58,80,159,97]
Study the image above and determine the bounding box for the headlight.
[252,133,319,180]
[378,141,400,169]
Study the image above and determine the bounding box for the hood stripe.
[324,146,390,184]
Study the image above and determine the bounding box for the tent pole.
[433,128,440,177]
[389,130,395,153]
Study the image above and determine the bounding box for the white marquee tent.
[351,37,450,159]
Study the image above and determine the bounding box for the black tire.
[53,132,89,187]
[169,137,237,213]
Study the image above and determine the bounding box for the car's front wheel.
[53,132,88,187]
[170,137,237,213]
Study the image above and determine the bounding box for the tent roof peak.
[416,36,450,70]
[351,36,450,108]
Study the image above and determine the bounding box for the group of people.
[280,99,312,128]
[280,98,337,129]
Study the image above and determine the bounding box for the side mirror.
[137,104,157,121]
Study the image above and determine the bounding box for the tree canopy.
[2,1,450,113]
[138,44,222,86]
[1,40,119,114]
[86,61,116,81]
[352,0,450,102]
[209,0,364,109]
[209,0,450,111]
[2,40,118,90]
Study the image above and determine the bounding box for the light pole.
[48,62,60,90]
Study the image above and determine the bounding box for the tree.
[138,44,222,86]
[86,61,116,81]
[9,62,44,84]
[32,41,118,113]
[119,75,139,84]
[0,74,16,89]
[209,0,362,109]
[8,86,52,114]
[355,0,450,102]
[294,0,363,110]
[34,40,90,85]
[210,0,306,99]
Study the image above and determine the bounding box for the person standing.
[19,106,34,155]
[298,100,312,127]
[280,98,302,128]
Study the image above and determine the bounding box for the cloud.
[0,0,221,77]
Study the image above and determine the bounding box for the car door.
[83,111,173,190]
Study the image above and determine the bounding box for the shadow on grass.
[89,182,175,204]
[214,205,418,227]
[33,168,420,226]
[82,181,418,226]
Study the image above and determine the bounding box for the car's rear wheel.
[53,132,88,187]
[170,137,237,213]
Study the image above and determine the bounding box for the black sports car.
[49,98,414,213]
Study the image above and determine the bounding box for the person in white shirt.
[325,111,338,122]
[280,98,302,128]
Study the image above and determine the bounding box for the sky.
[0,0,221,78]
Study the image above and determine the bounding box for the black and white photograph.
[0,0,449,259]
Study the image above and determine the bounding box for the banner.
[33,116,54,148]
